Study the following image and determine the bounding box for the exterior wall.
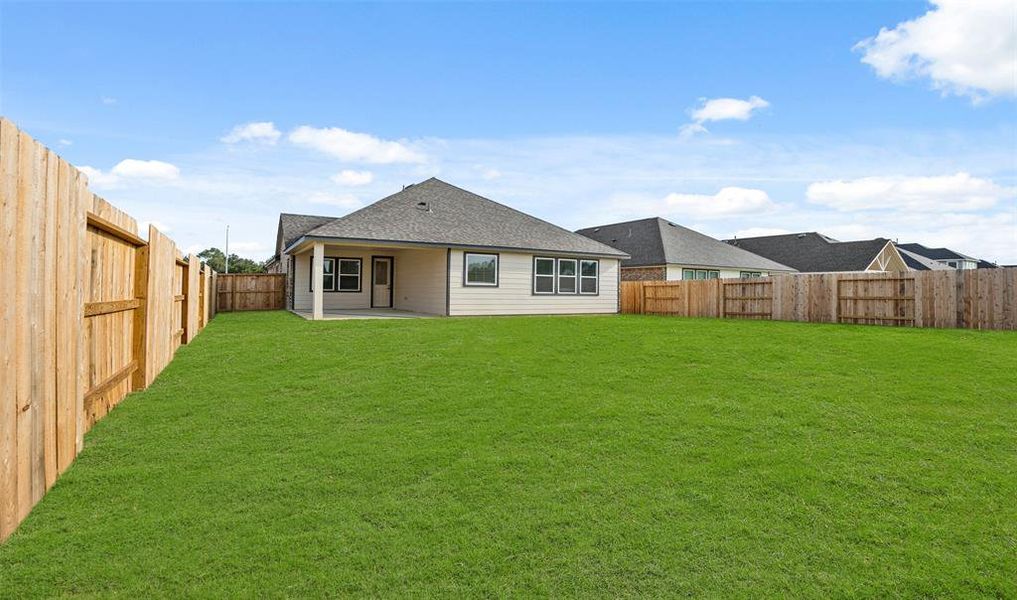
[390,247,447,315]
[447,249,620,316]
[665,264,774,280]
[621,266,666,281]
[293,245,447,314]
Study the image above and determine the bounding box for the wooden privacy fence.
[217,273,285,311]
[621,268,1017,330]
[1,118,217,541]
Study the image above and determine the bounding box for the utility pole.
[225,224,230,274]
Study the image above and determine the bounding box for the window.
[740,271,762,279]
[557,258,578,294]
[337,258,362,292]
[464,252,498,286]
[309,257,336,292]
[580,260,599,294]
[683,269,719,280]
[534,257,555,294]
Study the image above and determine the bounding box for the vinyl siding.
[293,246,448,314]
[665,265,774,280]
[390,247,447,315]
[448,250,620,316]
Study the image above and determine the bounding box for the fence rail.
[216,273,285,311]
[621,269,1017,330]
[1,118,216,541]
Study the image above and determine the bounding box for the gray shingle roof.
[725,232,894,272]
[288,178,627,257]
[277,213,336,255]
[576,217,795,271]
[897,243,975,261]
[897,247,951,271]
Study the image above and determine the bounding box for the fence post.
[955,270,966,329]
[183,254,200,343]
[130,243,151,392]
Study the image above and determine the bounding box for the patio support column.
[312,242,324,320]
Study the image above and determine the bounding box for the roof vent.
[797,233,807,239]
[416,201,431,212]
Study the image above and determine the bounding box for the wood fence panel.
[0,119,217,541]
[621,269,1016,331]
[216,273,286,311]
[183,254,199,343]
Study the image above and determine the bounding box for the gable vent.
[415,201,431,212]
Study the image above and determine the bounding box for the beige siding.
[293,245,447,314]
[448,250,620,316]
[391,247,447,315]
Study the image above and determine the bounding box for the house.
[275,178,629,319]
[724,232,909,273]
[576,217,795,280]
[896,243,982,270]
[896,247,952,271]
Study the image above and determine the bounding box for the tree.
[197,247,267,273]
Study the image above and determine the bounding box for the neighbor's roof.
[575,217,795,271]
[896,242,976,262]
[897,247,951,271]
[277,213,335,254]
[287,178,628,258]
[724,232,892,272]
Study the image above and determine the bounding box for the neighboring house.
[275,178,628,318]
[896,243,981,270]
[725,232,909,273]
[576,217,795,281]
[896,247,953,271]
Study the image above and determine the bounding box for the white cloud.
[58,139,72,147]
[78,166,120,188]
[690,96,770,123]
[663,187,778,219]
[306,192,361,209]
[855,0,1017,101]
[101,96,117,105]
[138,220,170,233]
[111,159,180,180]
[330,169,374,186]
[806,172,1014,211]
[78,159,180,189]
[289,125,425,164]
[221,121,282,145]
[680,96,770,138]
[479,167,501,180]
[731,227,792,239]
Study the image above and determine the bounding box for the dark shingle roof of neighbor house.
[575,217,795,271]
[897,247,951,271]
[896,242,975,262]
[724,232,892,272]
[287,178,628,257]
[277,213,336,254]
[977,259,1000,269]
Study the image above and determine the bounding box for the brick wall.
[621,266,666,281]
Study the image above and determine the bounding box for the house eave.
[284,235,630,260]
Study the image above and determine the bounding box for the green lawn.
[1,312,1015,597]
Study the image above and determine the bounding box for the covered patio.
[291,240,448,320]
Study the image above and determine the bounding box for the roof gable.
[277,213,335,255]
[577,217,794,271]
[293,178,627,257]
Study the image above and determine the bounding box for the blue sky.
[2,1,1015,262]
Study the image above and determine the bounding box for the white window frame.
[310,257,337,292]
[533,257,556,294]
[556,258,578,295]
[464,252,499,287]
[579,259,599,295]
[739,271,762,279]
[336,258,362,293]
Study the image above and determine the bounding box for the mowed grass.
[1,312,1015,597]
